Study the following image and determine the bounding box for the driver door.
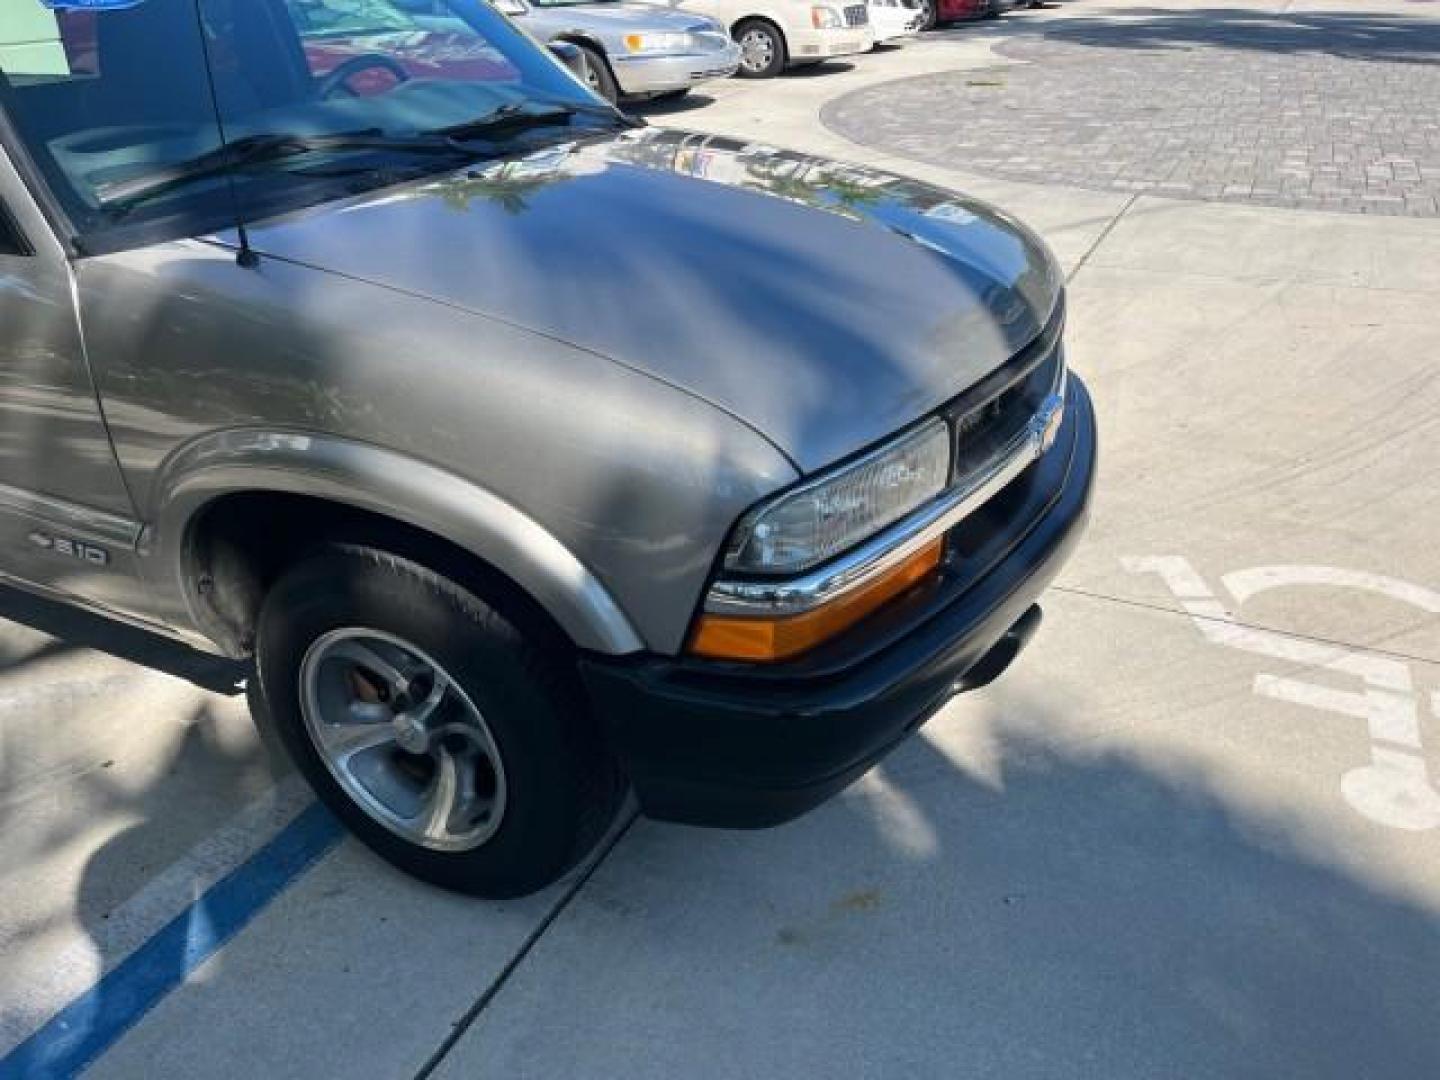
[0,13,146,612]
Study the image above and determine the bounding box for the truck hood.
[242,129,1062,473]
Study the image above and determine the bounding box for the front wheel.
[733,19,786,78]
[256,545,621,898]
[576,44,619,103]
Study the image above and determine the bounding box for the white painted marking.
[1223,565,1440,614]
[1253,676,1421,748]
[1125,555,1440,831]
[1342,748,1440,832]
[1122,555,1215,601]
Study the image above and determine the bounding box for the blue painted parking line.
[0,802,343,1080]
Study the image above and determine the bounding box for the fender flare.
[146,429,646,656]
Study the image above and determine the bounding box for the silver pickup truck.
[0,0,1094,897]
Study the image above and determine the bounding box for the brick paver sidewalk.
[823,8,1440,216]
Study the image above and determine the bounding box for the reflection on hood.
[246,127,1062,471]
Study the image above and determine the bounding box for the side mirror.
[547,41,587,80]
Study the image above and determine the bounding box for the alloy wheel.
[299,628,507,852]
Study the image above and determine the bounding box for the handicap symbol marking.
[1124,556,1440,832]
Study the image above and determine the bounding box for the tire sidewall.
[578,44,619,103]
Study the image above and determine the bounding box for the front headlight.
[810,5,844,28]
[622,31,694,53]
[724,419,950,575]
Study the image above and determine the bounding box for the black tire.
[256,544,621,898]
[916,0,938,31]
[733,19,786,79]
[576,43,619,103]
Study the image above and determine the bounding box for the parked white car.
[867,0,922,42]
[671,0,874,77]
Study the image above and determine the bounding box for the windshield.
[0,0,616,250]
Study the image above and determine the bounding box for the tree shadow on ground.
[0,699,294,1068]
[999,4,1440,62]
[7,661,1440,1077]
[512,696,1440,1078]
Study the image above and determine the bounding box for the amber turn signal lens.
[689,538,944,663]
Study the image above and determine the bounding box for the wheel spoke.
[398,669,450,729]
[419,746,461,842]
[453,747,482,824]
[316,721,396,761]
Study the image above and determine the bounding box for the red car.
[917,0,1011,30]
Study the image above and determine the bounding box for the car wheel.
[916,0,938,30]
[256,544,622,898]
[576,44,619,104]
[733,19,786,78]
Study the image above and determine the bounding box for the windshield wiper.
[96,103,639,213]
[95,129,466,211]
[435,100,641,142]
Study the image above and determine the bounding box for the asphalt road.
[2,2,1438,1077]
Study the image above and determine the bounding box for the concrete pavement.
[428,590,1440,1079]
[3,1,1439,1076]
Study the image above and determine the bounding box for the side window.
[0,7,94,253]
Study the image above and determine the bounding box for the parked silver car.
[399,0,739,102]
[0,0,1094,897]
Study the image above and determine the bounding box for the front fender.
[147,429,646,656]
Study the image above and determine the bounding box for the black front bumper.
[580,377,1097,828]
